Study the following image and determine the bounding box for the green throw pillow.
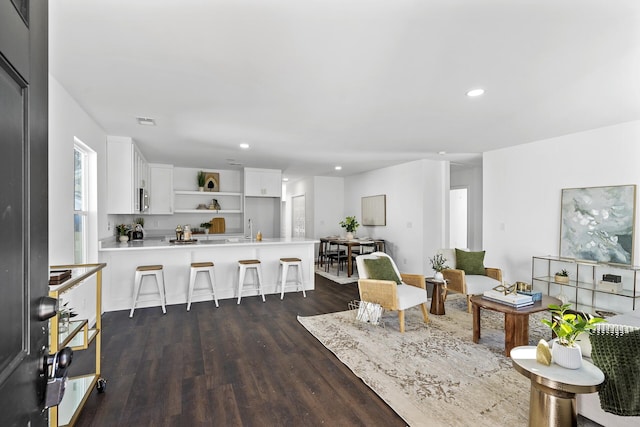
[455,249,486,275]
[364,257,401,284]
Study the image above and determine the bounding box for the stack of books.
[49,269,71,286]
[483,289,534,308]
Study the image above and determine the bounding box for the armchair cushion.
[455,249,486,275]
[364,257,401,284]
[396,284,429,310]
[464,274,501,295]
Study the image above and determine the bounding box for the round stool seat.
[191,262,214,268]
[137,265,163,271]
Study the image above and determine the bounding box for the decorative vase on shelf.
[346,232,354,240]
[434,271,444,281]
[198,186,204,192]
[119,235,129,243]
[551,342,582,369]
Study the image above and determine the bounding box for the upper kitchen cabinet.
[106,136,148,214]
[149,164,174,215]
[244,168,282,197]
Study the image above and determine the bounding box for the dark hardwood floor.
[72,274,405,426]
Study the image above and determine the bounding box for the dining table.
[319,237,385,277]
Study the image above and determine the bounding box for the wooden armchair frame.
[358,273,429,333]
[442,267,502,312]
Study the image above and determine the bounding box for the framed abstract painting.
[559,185,636,265]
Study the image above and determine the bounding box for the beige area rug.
[298,297,551,427]
[315,265,359,284]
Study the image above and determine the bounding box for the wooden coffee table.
[470,295,561,356]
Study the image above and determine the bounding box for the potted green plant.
[554,269,570,284]
[339,216,360,240]
[541,304,605,369]
[429,253,449,281]
[200,221,212,234]
[197,171,206,191]
[116,224,130,242]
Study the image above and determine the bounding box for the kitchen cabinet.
[244,168,282,197]
[48,263,107,427]
[532,255,640,315]
[149,164,174,214]
[106,136,148,214]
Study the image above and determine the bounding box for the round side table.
[426,278,446,315]
[511,346,604,427]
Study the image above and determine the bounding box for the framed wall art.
[204,172,219,192]
[362,194,386,226]
[559,184,636,265]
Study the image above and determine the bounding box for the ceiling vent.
[136,117,156,126]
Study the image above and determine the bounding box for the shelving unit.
[48,263,107,427]
[532,255,639,315]
[173,190,243,214]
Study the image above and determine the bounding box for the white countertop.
[99,237,319,251]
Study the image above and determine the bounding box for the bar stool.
[130,265,166,318]
[187,262,218,311]
[278,257,306,300]
[237,259,265,304]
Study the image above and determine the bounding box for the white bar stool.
[237,259,265,304]
[130,265,166,318]
[187,261,219,311]
[278,257,306,300]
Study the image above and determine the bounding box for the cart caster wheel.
[96,378,107,393]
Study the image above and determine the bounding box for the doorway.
[292,194,306,237]
[449,187,468,249]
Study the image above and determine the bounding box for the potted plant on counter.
[200,221,212,234]
[339,216,360,240]
[116,224,130,242]
[541,303,605,369]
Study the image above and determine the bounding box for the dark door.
[0,1,50,426]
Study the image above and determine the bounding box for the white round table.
[511,346,604,427]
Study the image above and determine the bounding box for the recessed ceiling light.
[239,143,250,149]
[136,117,156,126]
[282,178,289,182]
[466,88,485,97]
[335,166,342,171]
[438,151,447,155]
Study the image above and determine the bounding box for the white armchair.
[356,252,429,333]
[438,248,503,313]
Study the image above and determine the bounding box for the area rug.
[315,266,359,284]
[298,297,551,427]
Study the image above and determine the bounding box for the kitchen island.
[98,237,318,312]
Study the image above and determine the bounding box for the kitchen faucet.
[247,218,253,240]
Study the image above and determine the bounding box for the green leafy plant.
[556,269,569,277]
[200,222,212,229]
[134,217,144,226]
[339,216,360,233]
[541,304,605,347]
[197,171,206,187]
[429,253,449,272]
[115,224,130,236]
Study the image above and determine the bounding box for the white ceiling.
[49,0,640,179]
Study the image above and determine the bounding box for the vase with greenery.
[200,221,211,234]
[339,216,360,239]
[429,253,449,281]
[197,171,206,191]
[116,224,130,242]
[554,269,570,284]
[541,303,605,369]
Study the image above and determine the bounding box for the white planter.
[434,271,444,281]
[119,235,129,243]
[345,232,354,240]
[552,342,582,369]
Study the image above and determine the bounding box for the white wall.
[49,75,108,264]
[313,176,344,238]
[484,120,640,285]
[451,164,483,250]
[344,159,447,275]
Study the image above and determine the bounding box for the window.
[74,143,89,263]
